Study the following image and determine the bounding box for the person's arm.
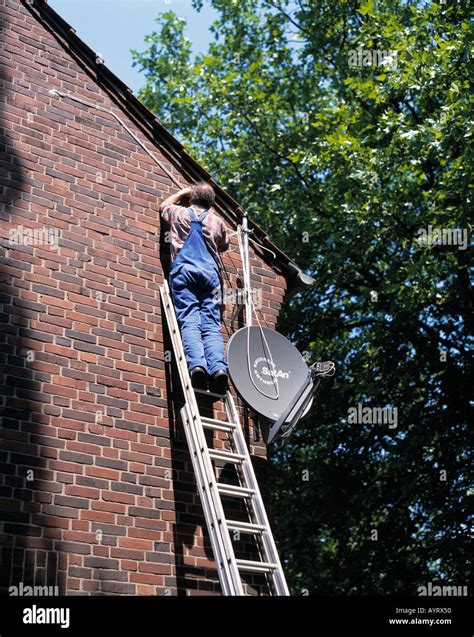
[159,186,192,215]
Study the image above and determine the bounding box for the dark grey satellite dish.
[227,326,313,424]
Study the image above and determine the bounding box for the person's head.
[190,182,215,209]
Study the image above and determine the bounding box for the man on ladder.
[160,182,230,395]
[159,184,291,596]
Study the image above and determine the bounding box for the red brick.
[0,0,285,600]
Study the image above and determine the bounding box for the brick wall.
[0,0,288,595]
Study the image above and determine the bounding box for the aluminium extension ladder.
[160,280,289,596]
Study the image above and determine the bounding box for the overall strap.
[198,209,210,223]
[188,208,209,223]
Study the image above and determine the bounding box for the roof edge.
[23,0,315,297]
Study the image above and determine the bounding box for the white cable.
[50,88,281,400]
[49,89,183,188]
[237,227,280,400]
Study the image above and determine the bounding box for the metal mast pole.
[242,212,252,327]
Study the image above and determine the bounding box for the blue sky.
[49,0,218,95]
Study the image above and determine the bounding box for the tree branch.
[265,0,311,36]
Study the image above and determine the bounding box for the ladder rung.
[227,520,265,534]
[194,387,227,399]
[159,282,290,596]
[235,559,278,573]
[217,484,255,498]
[209,449,246,463]
[201,416,237,432]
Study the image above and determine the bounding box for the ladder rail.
[225,393,290,595]
[160,279,290,596]
[179,403,237,595]
[160,281,243,595]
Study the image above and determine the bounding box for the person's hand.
[177,186,192,198]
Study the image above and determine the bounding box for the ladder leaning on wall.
[159,280,290,596]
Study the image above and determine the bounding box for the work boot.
[190,366,207,390]
[209,369,228,395]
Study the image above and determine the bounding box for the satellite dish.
[227,326,313,425]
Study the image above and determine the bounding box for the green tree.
[132,0,472,594]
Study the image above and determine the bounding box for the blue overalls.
[169,208,227,376]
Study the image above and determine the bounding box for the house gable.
[0,0,287,596]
